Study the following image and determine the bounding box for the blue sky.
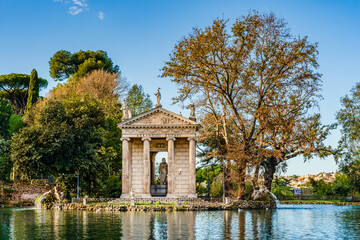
[1,0,359,176]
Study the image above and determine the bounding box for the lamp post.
[220,161,226,202]
[77,168,79,199]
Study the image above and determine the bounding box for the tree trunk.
[263,157,277,191]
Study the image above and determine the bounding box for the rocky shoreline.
[280,201,360,206]
[52,200,276,211]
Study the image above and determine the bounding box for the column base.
[141,194,152,198]
[166,193,176,198]
[120,194,130,199]
[188,193,197,199]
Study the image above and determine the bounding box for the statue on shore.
[159,158,168,185]
[251,183,271,201]
[155,87,162,108]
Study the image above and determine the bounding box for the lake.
[1,204,360,239]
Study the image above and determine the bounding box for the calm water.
[1,204,360,239]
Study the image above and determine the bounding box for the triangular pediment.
[118,107,199,128]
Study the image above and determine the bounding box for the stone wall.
[174,139,190,197]
[131,140,144,196]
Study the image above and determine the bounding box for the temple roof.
[118,107,199,129]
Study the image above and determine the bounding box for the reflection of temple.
[118,105,200,199]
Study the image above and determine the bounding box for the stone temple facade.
[118,106,200,199]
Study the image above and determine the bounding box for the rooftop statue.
[155,87,162,108]
[121,100,128,121]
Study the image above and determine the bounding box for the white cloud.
[72,0,87,7]
[69,6,83,15]
[98,11,105,20]
[54,0,88,15]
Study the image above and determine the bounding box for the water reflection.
[1,205,360,239]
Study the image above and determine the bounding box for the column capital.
[141,137,151,142]
[187,137,197,142]
[121,137,131,142]
[166,136,176,141]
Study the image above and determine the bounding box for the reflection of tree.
[237,209,274,239]
[238,210,246,240]
[223,211,232,239]
[0,210,12,239]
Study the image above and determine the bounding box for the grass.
[281,199,343,204]
[89,202,130,206]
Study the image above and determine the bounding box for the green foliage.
[100,173,122,198]
[0,98,12,140]
[210,174,223,197]
[9,114,25,136]
[49,50,120,81]
[0,139,11,181]
[11,97,107,196]
[336,83,360,196]
[332,173,351,196]
[0,73,47,114]
[307,177,333,196]
[25,69,39,112]
[126,84,153,116]
[341,160,360,194]
[42,193,57,209]
[271,177,293,197]
[196,165,222,195]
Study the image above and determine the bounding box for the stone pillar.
[166,136,176,198]
[188,137,197,198]
[121,137,131,198]
[142,137,151,198]
[151,153,156,185]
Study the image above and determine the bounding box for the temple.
[118,97,200,199]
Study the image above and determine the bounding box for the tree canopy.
[14,69,128,197]
[126,84,153,116]
[336,82,360,194]
[0,73,47,114]
[0,98,12,140]
[162,11,331,196]
[49,50,120,81]
[12,97,106,195]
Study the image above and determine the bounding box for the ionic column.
[188,137,197,198]
[166,136,176,198]
[142,137,151,197]
[121,137,131,198]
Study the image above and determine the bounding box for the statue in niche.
[159,158,168,185]
[155,87,162,108]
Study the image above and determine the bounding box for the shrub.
[42,193,57,209]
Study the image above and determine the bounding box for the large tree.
[25,69,40,112]
[336,82,360,194]
[49,50,120,81]
[162,12,330,196]
[11,97,106,196]
[0,73,47,114]
[126,84,153,117]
